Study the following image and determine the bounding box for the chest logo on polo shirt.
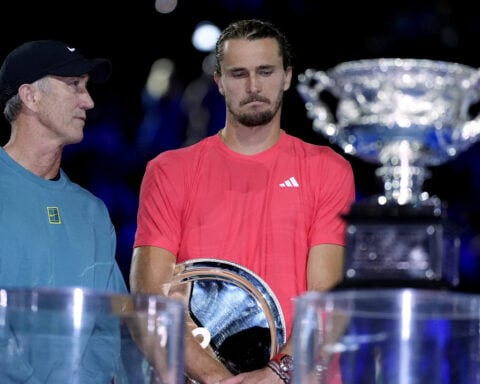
[279,176,299,188]
[47,206,62,224]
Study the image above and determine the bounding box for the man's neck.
[219,124,282,155]
[4,140,62,179]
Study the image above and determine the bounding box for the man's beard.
[237,109,275,127]
[229,93,283,127]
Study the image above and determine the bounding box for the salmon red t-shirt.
[134,130,355,335]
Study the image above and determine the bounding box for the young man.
[0,40,127,382]
[131,19,355,383]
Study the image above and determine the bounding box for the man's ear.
[214,72,224,95]
[18,84,36,107]
[284,66,293,91]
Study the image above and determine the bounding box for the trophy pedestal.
[341,201,460,289]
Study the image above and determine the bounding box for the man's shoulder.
[68,180,110,209]
[147,135,215,168]
[285,133,346,157]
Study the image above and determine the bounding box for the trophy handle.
[297,69,337,136]
[457,118,480,148]
[168,258,286,380]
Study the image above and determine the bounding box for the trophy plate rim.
[171,258,287,372]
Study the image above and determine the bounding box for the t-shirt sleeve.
[309,150,355,247]
[133,156,184,255]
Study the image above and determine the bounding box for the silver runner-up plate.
[170,258,286,375]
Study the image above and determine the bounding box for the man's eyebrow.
[257,64,275,70]
[227,64,275,71]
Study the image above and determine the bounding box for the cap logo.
[67,47,76,52]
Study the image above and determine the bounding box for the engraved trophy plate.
[169,258,286,377]
[298,58,480,287]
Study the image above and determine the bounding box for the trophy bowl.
[0,287,185,384]
[294,288,480,384]
[297,58,480,205]
[297,59,480,287]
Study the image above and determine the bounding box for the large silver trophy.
[298,58,480,287]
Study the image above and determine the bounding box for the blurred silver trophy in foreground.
[298,58,480,287]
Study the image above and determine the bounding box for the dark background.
[1,0,480,290]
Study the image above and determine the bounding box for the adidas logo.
[279,176,299,188]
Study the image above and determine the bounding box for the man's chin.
[238,112,274,126]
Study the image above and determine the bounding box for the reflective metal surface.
[297,59,473,287]
[170,258,286,374]
[298,58,480,204]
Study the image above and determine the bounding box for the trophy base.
[340,201,460,289]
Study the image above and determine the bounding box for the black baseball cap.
[0,40,112,108]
